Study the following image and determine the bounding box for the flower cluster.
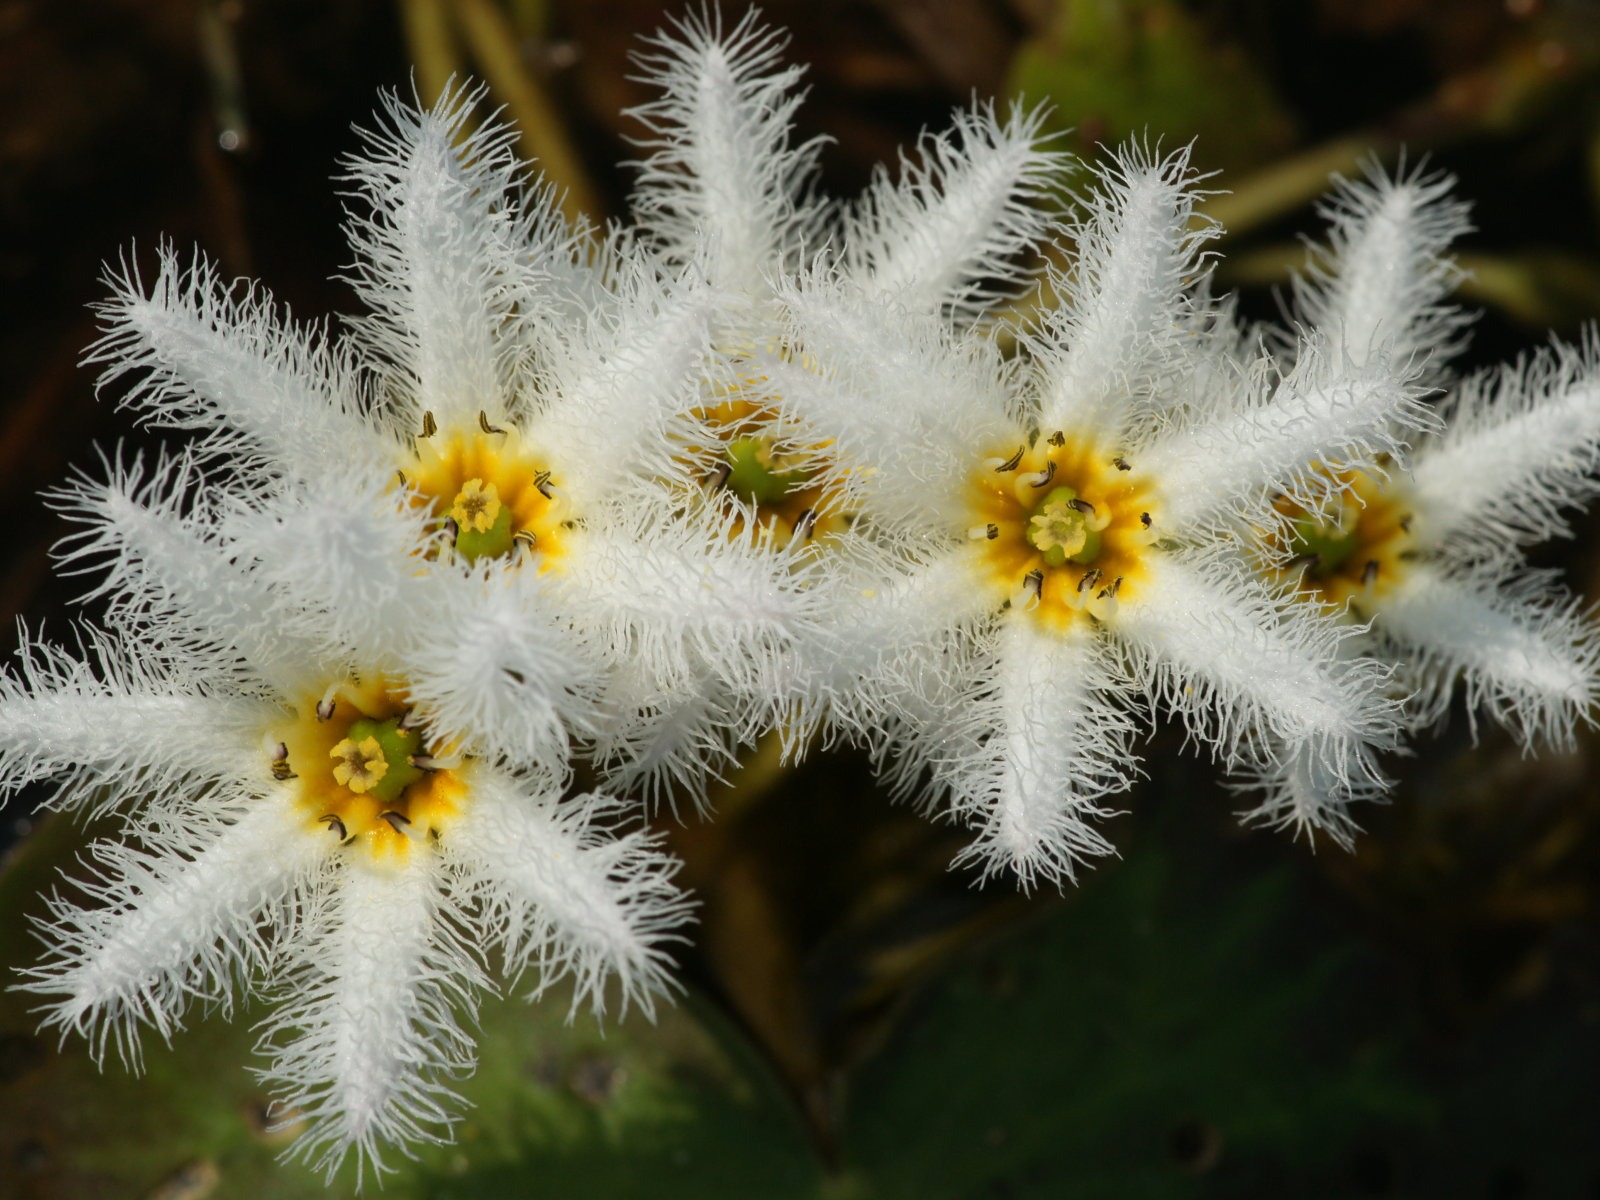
[2,7,1596,1184]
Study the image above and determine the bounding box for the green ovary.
[723,438,809,507]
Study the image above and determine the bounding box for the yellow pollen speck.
[449,478,502,534]
[330,736,389,794]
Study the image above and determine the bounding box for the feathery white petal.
[20,799,326,1069]
[1377,561,1600,749]
[843,103,1065,320]
[447,769,688,1018]
[1410,335,1600,553]
[263,853,485,1183]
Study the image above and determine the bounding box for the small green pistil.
[1287,513,1360,577]
[723,437,807,507]
[1027,486,1101,567]
[453,501,515,561]
[345,716,425,804]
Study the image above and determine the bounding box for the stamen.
[1028,461,1058,489]
[991,446,1025,473]
[534,470,556,500]
[1140,512,1151,529]
[1113,456,1131,471]
[419,410,437,438]
[408,754,445,772]
[513,529,538,552]
[794,508,817,540]
[396,470,408,488]
[1047,430,1066,447]
[478,411,505,435]
[968,523,1000,541]
[1361,560,1380,588]
[319,814,348,840]
[1078,567,1103,594]
[315,696,337,722]
[443,517,460,547]
[1022,569,1043,600]
[1067,498,1094,516]
[1098,576,1123,600]
[396,709,421,732]
[271,760,296,782]
[710,461,733,489]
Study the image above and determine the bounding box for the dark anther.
[271,741,289,761]
[1140,512,1152,529]
[1022,569,1043,599]
[478,410,505,435]
[534,470,555,499]
[419,410,437,438]
[1047,430,1066,447]
[1361,559,1380,588]
[379,810,412,834]
[513,529,538,552]
[794,508,817,539]
[1067,497,1095,516]
[985,523,999,540]
[396,709,421,732]
[1399,513,1414,533]
[1099,575,1124,600]
[1029,461,1058,489]
[995,446,1025,473]
[711,460,733,488]
[1290,552,1320,575]
[271,760,297,782]
[1078,567,1103,594]
[443,517,460,546]
[396,470,409,488]
[408,754,444,772]
[319,814,348,840]
[315,697,336,722]
[1113,456,1131,471]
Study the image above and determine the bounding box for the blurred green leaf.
[1008,0,1296,174]
[835,809,1429,1199]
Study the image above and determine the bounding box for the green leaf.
[1008,0,1296,175]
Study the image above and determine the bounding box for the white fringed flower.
[2,451,690,1182]
[758,145,1432,888]
[81,84,824,807]
[1266,334,1600,755]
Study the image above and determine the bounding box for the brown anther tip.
[419,411,437,439]
[1047,430,1066,447]
[1022,569,1044,597]
[319,814,348,840]
[1107,575,1123,599]
[1028,461,1058,489]
[534,470,555,499]
[443,517,460,546]
[1139,512,1152,528]
[1361,559,1380,587]
[315,698,336,722]
[513,529,538,551]
[478,410,505,435]
[794,508,816,538]
[1078,567,1102,594]
[271,742,289,762]
[408,755,443,772]
[995,446,1025,473]
[1066,497,1095,515]
[378,810,412,832]
[1113,456,1131,471]
[396,709,420,732]
[985,523,999,540]
[271,761,297,782]
[395,470,409,488]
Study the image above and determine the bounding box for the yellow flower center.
[698,395,845,549]
[270,676,467,861]
[400,411,567,567]
[1268,467,1416,613]
[967,431,1159,626]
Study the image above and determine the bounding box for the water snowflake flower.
[1264,335,1600,756]
[81,84,823,808]
[0,452,689,1181]
[758,146,1434,888]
